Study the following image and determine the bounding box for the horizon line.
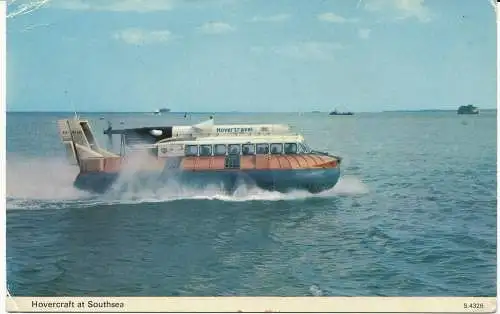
[5,108,498,114]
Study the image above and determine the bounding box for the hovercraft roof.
[104,118,294,145]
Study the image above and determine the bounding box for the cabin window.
[228,144,241,155]
[256,143,269,154]
[185,145,198,156]
[284,143,298,154]
[199,144,212,156]
[242,144,255,155]
[214,144,227,156]
[270,143,283,155]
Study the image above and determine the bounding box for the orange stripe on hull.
[303,155,314,168]
[303,156,313,167]
[307,154,323,165]
[295,155,310,168]
[194,157,211,170]
[85,154,339,173]
[316,159,338,168]
[181,157,196,170]
[211,156,226,170]
[278,156,292,169]
[240,156,256,169]
[287,155,302,169]
[255,155,270,169]
[268,156,281,169]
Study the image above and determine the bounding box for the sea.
[5,110,498,296]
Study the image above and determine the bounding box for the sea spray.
[331,175,369,195]
[7,154,369,209]
[6,155,89,201]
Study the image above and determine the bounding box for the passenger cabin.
[156,135,312,158]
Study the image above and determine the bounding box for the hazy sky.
[6,0,497,112]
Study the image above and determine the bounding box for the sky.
[5,0,498,112]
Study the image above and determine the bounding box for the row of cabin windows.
[184,143,302,157]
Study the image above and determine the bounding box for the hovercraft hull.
[74,167,341,194]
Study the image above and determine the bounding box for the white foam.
[309,285,324,296]
[330,175,370,195]
[6,155,90,201]
[6,156,369,210]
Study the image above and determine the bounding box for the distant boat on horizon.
[153,108,171,115]
[457,104,479,115]
[329,109,354,116]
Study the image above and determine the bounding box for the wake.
[6,156,369,210]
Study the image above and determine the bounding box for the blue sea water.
[5,111,497,296]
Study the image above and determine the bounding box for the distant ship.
[329,109,354,116]
[153,108,170,115]
[457,104,479,115]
